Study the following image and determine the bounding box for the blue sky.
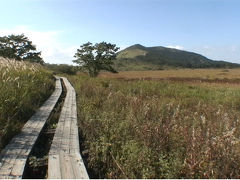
[0,0,239,64]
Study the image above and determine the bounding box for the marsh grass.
[69,75,240,178]
[98,68,240,80]
[0,58,54,150]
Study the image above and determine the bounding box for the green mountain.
[115,44,240,71]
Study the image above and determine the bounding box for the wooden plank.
[10,129,39,177]
[70,153,89,179]
[59,151,75,179]
[0,77,62,179]
[48,154,61,179]
[48,77,89,179]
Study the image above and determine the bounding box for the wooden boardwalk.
[48,77,89,179]
[0,77,62,179]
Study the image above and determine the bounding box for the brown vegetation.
[68,72,240,178]
[99,69,240,80]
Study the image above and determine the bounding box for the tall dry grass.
[0,57,54,150]
[69,75,240,178]
[99,68,240,80]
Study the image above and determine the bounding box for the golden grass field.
[99,69,240,79]
[98,69,240,89]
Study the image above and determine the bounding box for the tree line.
[0,34,119,77]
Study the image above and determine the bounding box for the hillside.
[115,44,240,70]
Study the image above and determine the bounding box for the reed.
[0,58,54,150]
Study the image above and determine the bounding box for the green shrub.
[45,63,78,75]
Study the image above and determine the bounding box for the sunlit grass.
[0,57,54,150]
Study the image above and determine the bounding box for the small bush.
[45,64,78,75]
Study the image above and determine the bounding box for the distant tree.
[45,63,78,75]
[0,34,44,64]
[73,42,119,77]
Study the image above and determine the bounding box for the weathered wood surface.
[48,77,89,179]
[0,77,62,179]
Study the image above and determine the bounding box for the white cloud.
[166,45,184,50]
[0,25,77,64]
[119,45,128,51]
[189,45,240,63]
